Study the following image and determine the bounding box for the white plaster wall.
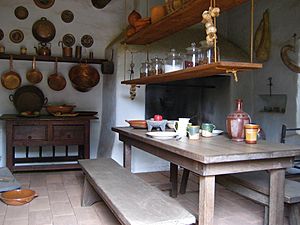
[0,0,125,166]
[225,0,300,142]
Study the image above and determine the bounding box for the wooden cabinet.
[1,114,97,172]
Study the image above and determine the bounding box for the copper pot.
[69,63,100,92]
[32,17,56,43]
[48,59,66,91]
[1,56,21,90]
[26,56,43,84]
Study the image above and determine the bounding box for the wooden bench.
[79,158,196,225]
[217,171,300,225]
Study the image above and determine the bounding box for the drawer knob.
[28,136,32,139]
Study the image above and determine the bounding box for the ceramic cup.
[244,124,260,144]
[187,125,200,139]
[174,118,190,137]
[201,123,216,137]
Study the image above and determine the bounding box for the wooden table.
[1,114,97,172]
[112,127,300,225]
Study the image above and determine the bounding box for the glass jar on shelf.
[140,61,153,78]
[184,42,199,68]
[206,44,220,64]
[198,40,209,65]
[164,48,183,73]
[150,57,164,75]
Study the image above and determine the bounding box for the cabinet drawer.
[53,125,84,141]
[13,125,47,140]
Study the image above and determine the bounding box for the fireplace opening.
[145,76,231,128]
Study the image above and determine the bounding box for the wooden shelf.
[121,61,262,85]
[123,0,248,45]
[0,53,107,64]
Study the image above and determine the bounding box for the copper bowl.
[0,189,37,206]
[46,104,75,115]
[126,120,147,129]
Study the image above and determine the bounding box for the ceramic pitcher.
[174,118,190,137]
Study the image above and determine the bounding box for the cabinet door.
[13,125,47,140]
[53,125,85,141]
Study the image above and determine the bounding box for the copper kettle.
[34,42,51,56]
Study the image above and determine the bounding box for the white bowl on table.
[167,120,178,129]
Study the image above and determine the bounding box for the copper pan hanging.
[48,58,66,91]
[32,17,56,43]
[1,55,22,90]
[26,56,43,84]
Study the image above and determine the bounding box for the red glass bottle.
[226,99,251,141]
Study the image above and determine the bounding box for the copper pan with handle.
[47,58,66,91]
[26,56,43,84]
[1,55,22,90]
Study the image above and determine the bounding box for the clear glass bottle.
[140,61,153,78]
[198,41,209,65]
[150,57,164,75]
[206,45,220,64]
[184,42,199,68]
[164,49,183,73]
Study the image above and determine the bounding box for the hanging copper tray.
[0,29,3,41]
[32,17,56,43]
[9,29,24,43]
[61,10,74,23]
[33,0,55,9]
[62,33,75,47]
[14,6,29,20]
[81,35,94,48]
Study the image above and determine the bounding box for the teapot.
[34,42,51,56]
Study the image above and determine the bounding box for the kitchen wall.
[0,0,125,166]
[224,0,300,142]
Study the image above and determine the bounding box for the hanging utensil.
[48,58,66,91]
[1,55,22,90]
[69,62,100,92]
[26,56,43,84]
[32,17,56,43]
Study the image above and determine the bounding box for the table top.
[113,127,300,164]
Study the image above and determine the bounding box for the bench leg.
[82,176,102,207]
[180,168,190,194]
[170,163,178,198]
[289,203,300,225]
[264,206,269,225]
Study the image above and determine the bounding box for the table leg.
[169,163,178,198]
[269,169,285,225]
[199,175,215,225]
[123,143,132,172]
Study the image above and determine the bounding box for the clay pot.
[151,5,167,23]
[226,99,251,142]
[128,10,142,26]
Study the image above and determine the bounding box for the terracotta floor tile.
[29,197,50,212]
[47,183,65,192]
[50,201,74,216]
[73,207,99,222]
[65,185,82,197]
[53,215,78,225]
[5,204,28,220]
[28,210,52,225]
[93,202,120,225]
[46,175,63,184]
[0,202,7,216]
[3,218,28,225]
[48,191,69,203]
[32,187,48,197]
[69,196,81,209]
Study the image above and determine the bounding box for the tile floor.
[0,169,290,225]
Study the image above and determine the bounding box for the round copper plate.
[62,33,75,47]
[14,6,29,20]
[61,10,74,23]
[33,0,55,9]
[81,35,94,48]
[9,29,24,43]
[32,17,56,43]
[91,0,111,9]
[0,29,3,41]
